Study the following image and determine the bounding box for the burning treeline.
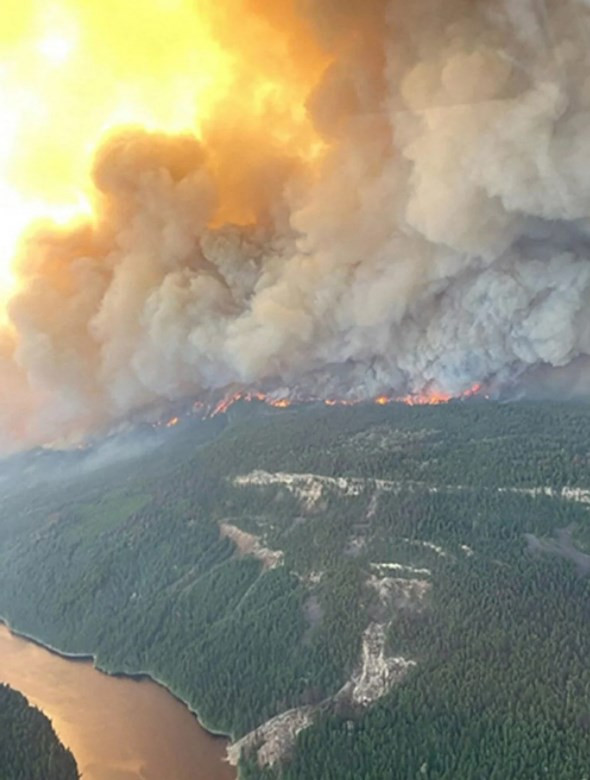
[1,0,590,449]
[151,382,481,433]
[195,382,483,421]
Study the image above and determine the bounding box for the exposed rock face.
[368,574,431,612]
[234,470,369,509]
[343,622,417,707]
[225,470,446,770]
[219,522,284,570]
[227,706,316,769]
[227,570,429,770]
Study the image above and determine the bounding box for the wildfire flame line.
[155,384,485,429]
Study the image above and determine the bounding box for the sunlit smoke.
[0,0,327,287]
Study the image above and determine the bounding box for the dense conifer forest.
[0,684,79,780]
[2,400,590,777]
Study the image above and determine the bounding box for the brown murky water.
[0,624,236,780]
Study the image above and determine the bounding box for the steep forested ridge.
[1,400,590,778]
[0,684,79,780]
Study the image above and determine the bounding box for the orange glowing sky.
[0,0,328,300]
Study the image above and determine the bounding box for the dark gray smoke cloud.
[3,0,590,449]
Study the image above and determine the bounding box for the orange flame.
[195,383,484,420]
[269,399,291,409]
[152,383,485,431]
[392,383,482,407]
[208,391,293,417]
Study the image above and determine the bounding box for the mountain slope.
[1,400,590,777]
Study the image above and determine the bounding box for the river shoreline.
[0,616,234,749]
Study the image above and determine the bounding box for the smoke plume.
[3,0,590,448]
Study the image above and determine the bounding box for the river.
[0,624,236,780]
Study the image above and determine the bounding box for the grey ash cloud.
[3,0,590,449]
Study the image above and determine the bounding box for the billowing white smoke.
[4,0,590,448]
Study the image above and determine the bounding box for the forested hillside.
[2,399,590,778]
[0,684,79,780]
